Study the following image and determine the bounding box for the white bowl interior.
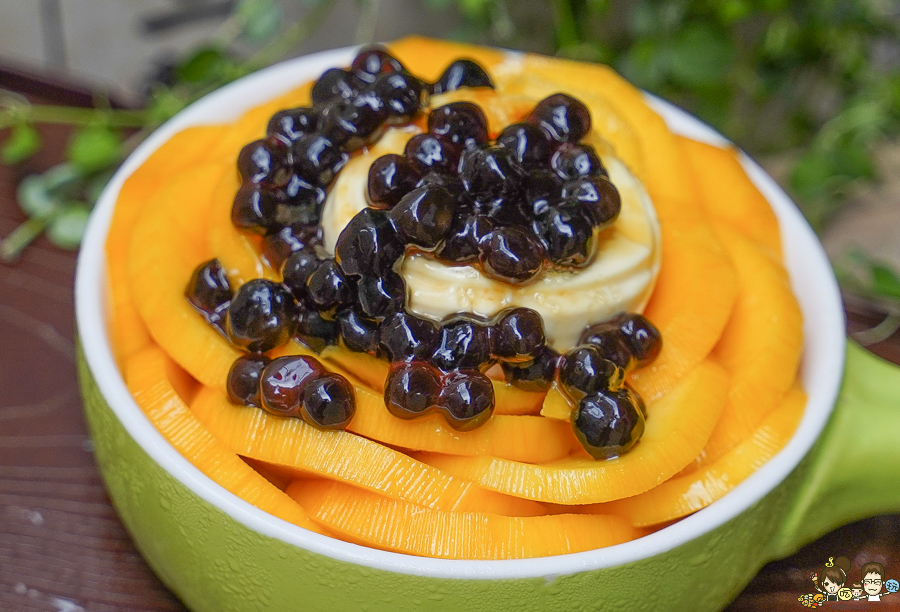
[75,46,846,579]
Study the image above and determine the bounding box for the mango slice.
[208,167,278,285]
[124,344,320,532]
[688,226,803,469]
[600,385,805,526]
[321,345,545,416]
[279,342,571,463]
[128,163,243,389]
[388,36,507,84]
[108,126,223,365]
[416,359,728,505]
[189,385,546,515]
[287,478,637,558]
[679,135,782,259]
[628,219,738,403]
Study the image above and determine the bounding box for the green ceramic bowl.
[75,45,900,611]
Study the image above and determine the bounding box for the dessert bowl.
[75,40,900,611]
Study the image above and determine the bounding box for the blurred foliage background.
[1,0,899,316]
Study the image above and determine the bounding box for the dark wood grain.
[2,96,900,612]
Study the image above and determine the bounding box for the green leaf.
[236,0,282,42]
[16,174,58,218]
[790,149,833,201]
[630,1,659,38]
[834,140,875,182]
[177,47,229,84]
[41,163,80,192]
[1,123,41,165]
[146,88,188,125]
[871,263,900,300]
[557,42,607,63]
[716,0,752,24]
[667,25,736,87]
[617,39,668,89]
[584,0,609,14]
[47,205,91,250]
[66,126,122,174]
[457,0,489,18]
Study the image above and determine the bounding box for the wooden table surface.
[2,108,900,612]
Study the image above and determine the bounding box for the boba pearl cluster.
[185,46,662,458]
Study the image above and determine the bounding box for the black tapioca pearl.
[539,203,596,268]
[237,138,292,187]
[415,170,465,195]
[427,102,489,148]
[351,47,405,83]
[458,146,523,202]
[438,370,494,431]
[260,355,326,417]
[227,354,271,407]
[231,184,284,236]
[367,154,422,209]
[318,95,386,149]
[431,317,493,371]
[490,307,545,364]
[585,313,662,369]
[186,258,232,330]
[301,372,356,430]
[572,387,645,460]
[550,143,604,181]
[561,176,621,228]
[274,183,325,227]
[334,208,405,277]
[356,270,406,320]
[295,307,339,353]
[523,169,563,217]
[226,279,296,353]
[437,213,495,264]
[372,72,426,123]
[282,247,326,300]
[337,308,382,354]
[267,107,317,144]
[501,346,561,392]
[479,226,545,285]
[479,196,531,227]
[311,68,362,105]
[384,361,441,419]
[431,59,494,95]
[404,133,461,176]
[618,313,662,367]
[379,311,440,362]
[283,174,327,204]
[292,133,349,186]
[527,93,592,143]
[496,122,552,166]
[577,323,634,371]
[262,223,323,271]
[558,345,625,400]
[305,259,354,314]
[388,185,455,250]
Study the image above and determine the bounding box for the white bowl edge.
[75,45,846,581]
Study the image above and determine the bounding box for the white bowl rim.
[75,44,846,580]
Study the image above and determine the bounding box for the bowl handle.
[773,340,900,556]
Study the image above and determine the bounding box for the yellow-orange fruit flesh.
[124,344,320,532]
[691,226,803,469]
[599,385,806,526]
[416,359,728,505]
[287,478,637,559]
